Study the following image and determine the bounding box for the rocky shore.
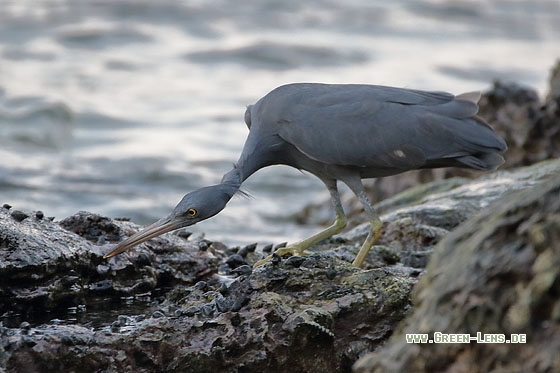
[1,62,559,372]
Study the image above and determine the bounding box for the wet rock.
[174,229,192,240]
[214,295,233,313]
[0,208,224,319]
[183,306,200,317]
[547,59,560,102]
[10,210,29,222]
[110,321,121,333]
[218,263,232,275]
[284,255,307,268]
[225,253,246,269]
[18,322,31,334]
[238,242,257,257]
[354,170,560,373]
[59,211,122,242]
[479,79,560,168]
[484,80,540,107]
[197,239,213,251]
[200,302,216,317]
[2,254,413,372]
[232,264,253,276]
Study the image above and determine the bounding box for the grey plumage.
[244,84,503,174]
[104,83,507,265]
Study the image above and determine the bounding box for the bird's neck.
[220,167,243,190]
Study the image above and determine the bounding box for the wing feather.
[251,83,504,170]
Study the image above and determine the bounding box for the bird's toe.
[253,245,308,268]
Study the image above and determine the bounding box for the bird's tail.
[455,152,505,170]
[422,91,507,171]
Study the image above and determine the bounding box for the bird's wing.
[269,84,500,170]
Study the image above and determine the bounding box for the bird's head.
[103,184,237,258]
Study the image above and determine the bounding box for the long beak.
[103,215,185,259]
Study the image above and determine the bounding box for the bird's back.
[245,83,506,178]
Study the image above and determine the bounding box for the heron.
[103,83,507,267]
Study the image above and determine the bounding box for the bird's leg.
[349,187,383,268]
[254,181,347,267]
[277,189,347,256]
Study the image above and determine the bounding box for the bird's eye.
[186,208,197,217]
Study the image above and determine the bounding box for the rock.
[10,210,29,222]
[547,59,560,102]
[238,242,257,257]
[59,211,122,242]
[225,253,247,269]
[354,169,560,373]
[1,255,415,372]
[0,209,224,318]
[479,80,560,169]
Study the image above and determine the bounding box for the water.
[1,0,559,247]
[0,288,172,330]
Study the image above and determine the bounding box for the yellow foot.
[253,245,308,267]
[352,219,383,268]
